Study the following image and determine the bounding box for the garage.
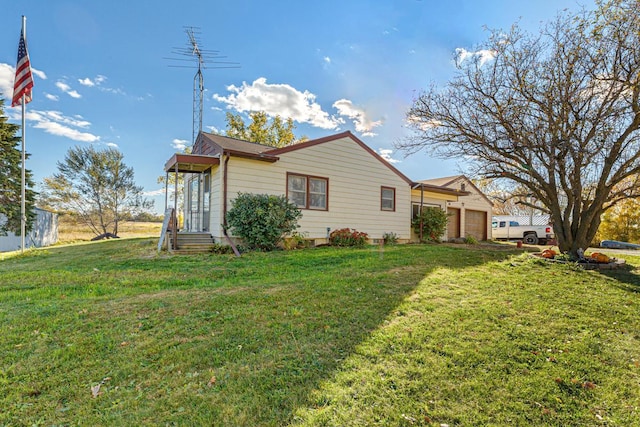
[465,209,487,241]
[447,207,460,240]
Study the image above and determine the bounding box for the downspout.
[221,153,240,256]
[223,153,230,228]
[420,183,424,242]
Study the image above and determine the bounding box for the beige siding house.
[163,131,466,247]
[418,175,493,241]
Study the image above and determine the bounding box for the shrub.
[463,234,478,244]
[412,207,449,242]
[282,231,309,250]
[210,243,235,255]
[329,228,369,247]
[226,193,302,251]
[383,232,399,245]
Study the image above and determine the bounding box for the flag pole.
[20,15,27,254]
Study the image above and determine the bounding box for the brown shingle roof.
[200,132,276,155]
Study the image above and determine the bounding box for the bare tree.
[398,0,640,257]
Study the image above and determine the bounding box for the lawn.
[1,240,639,426]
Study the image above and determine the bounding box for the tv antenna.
[166,27,240,146]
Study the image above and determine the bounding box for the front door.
[188,177,200,231]
[202,172,210,232]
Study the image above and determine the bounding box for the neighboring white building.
[417,175,494,241]
[0,208,58,252]
[163,131,467,246]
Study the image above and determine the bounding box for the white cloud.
[377,148,401,164]
[45,93,59,101]
[106,142,119,148]
[323,56,331,64]
[213,77,385,137]
[213,77,341,130]
[56,80,82,98]
[0,63,15,99]
[333,99,382,137]
[143,188,171,197]
[55,81,70,92]
[25,110,91,128]
[78,77,95,87]
[172,139,189,150]
[79,75,107,87]
[22,109,100,142]
[206,125,221,134]
[0,63,46,101]
[31,68,47,80]
[405,115,442,131]
[33,120,99,142]
[455,48,497,67]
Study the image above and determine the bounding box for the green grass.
[1,240,639,426]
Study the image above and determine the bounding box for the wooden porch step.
[169,232,215,253]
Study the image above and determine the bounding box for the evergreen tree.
[0,98,36,235]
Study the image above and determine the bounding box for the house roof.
[164,153,220,173]
[411,182,468,197]
[200,133,277,157]
[419,175,493,206]
[177,131,469,197]
[418,175,465,188]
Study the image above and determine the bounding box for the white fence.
[0,208,58,252]
[492,215,550,226]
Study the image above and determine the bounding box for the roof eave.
[164,153,220,173]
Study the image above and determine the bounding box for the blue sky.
[1,0,591,213]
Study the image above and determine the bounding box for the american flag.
[12,29,34,107]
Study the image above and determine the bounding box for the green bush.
[329,228,369,247]
[282,231,309,250]
[383,232,399,245]
[210,243,235,255]
[412,207,449,242]
[463,234,478,244]
[226,193,302,251]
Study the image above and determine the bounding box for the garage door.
[447,207,460,240]
[465,210,487,241]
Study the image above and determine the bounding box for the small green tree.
[41,146,152,237]
[226,193,302,251]
[412,207,449,242]
[225,111,307,147]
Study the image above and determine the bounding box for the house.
[0,208,58,252]
[417,175,493,241]
[162,131,467,248]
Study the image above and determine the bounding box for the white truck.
[491,219,554,245]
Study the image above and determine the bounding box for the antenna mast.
[167,27,240,146]
[188,29,204,146]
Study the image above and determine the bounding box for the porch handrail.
[158,208,178,252]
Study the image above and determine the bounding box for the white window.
[287,173,328,210]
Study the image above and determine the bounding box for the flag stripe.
[12,29,34,107]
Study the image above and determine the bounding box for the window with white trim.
[287,173,328,210]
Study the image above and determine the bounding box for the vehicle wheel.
[523,234,539,245]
